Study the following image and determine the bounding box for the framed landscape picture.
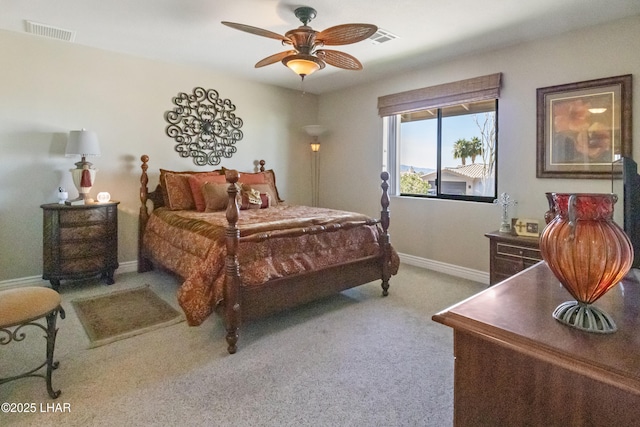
[536,75,632,178]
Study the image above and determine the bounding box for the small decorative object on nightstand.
[41,201,119,291]
[57,187,68,205]
[493,192,517,233]
[96,192,111,203]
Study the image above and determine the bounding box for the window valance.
[377,73,502,117]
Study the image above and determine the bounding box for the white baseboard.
[1,257,488,290]
[399,252,490,285]
[0,261,139,291]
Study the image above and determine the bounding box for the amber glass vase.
[540,193,634,333]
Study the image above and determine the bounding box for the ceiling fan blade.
[316,49,363,70]
[316,24,377,46]
[221,21,290,43]
[255,51,297,68]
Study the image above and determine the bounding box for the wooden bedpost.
[138,155,153,273]
[258,160,265,172]
[224,169,241,354]
[380,171,391,296]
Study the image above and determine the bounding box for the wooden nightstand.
[485,230,541,285]
[41,202,119,291]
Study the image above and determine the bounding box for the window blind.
[377,73,502,117]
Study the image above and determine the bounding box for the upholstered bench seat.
[0,287,62,327]
[0,286,65,398]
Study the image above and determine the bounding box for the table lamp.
[65,129,100,204]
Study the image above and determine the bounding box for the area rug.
[72,285,184,348]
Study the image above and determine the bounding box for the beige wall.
[318,15,640,272]
[0,30,318,282]
[2,15,639,283]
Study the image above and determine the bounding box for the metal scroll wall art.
[164,87,243,166]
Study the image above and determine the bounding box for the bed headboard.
[138,154,266,272]
[139,155,267,214]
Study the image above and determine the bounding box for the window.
[379,73,501,203]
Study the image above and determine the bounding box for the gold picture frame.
[536,75,632,179]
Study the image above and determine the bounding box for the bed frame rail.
[239,219,380,244]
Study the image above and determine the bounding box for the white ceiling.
[2,0,639,94]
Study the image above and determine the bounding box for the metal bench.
[0,287,65,398]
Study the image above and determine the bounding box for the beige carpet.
[1,265,486,426]
[71,285,184,348]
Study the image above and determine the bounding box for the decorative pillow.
[238,184,270,210]
[202,182,231,212]
[202,182,275,212]
[159,169,222,210]
[240,193,270,210]
[188,173,227,212]
[263,170,283,202]
[249,183,278,207]
[238,172,267,185]
[220,167,283,202]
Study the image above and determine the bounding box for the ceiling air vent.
[369,28,398,45]
[25,20,76,42]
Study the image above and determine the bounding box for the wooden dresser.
[41,202,119,291]
[433,263,640,427]
[485,230,541,285]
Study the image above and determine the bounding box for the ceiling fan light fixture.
[282,54,325,79]
[222,8,375,81]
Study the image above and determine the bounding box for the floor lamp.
[302,125,326,207]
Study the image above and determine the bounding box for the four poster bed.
[138,155,398,353]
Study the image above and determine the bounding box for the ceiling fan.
[222,6,377,80]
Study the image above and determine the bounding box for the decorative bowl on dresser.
[41,202,119,291]
[485,230,541,285]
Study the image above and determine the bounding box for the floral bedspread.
[143,205,399,325]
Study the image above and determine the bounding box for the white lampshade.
[65,129,100,203]
[65,129,101,157]
[303,125,326,137]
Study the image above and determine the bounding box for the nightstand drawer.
[496,242,541,261]
[60,241,109,258]
[59,207,109,224]
[494,257,525,276]
[494,257,541,276]
[60,224,109,240]
[60,256,110,274]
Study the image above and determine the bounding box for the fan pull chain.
[300,79,306,96]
